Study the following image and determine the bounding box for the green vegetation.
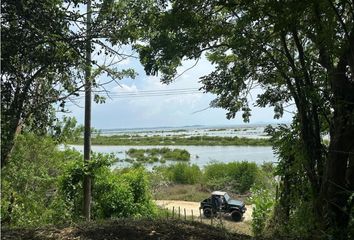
[151,162,275,195]
[154,163,202,185]
[70,135,270,146]
[124,147,190,164]
[1,0,139,168]
[204,162,259,194]
[134,0,354,238]
[3,0,354,239]
[249,185,276,237]
[1,133,272,229]
[1,134,157,227]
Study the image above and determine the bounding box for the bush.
[154,163,202,184]
[203,162,229,180]
[61,156,157,220]
[249,185,275,236]
[203,162,258,193]
[1,134,77,226]
[93,175,136,218]
[1,133,158,227]
[228,162,258,193]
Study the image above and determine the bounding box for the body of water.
[99,124,271,139]
[68,145,276,169]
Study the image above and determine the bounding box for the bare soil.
[155,200,253,235]
[1,219,256,240]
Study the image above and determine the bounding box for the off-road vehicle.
[200,191,246,221]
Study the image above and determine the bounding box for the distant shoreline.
[97,123,285,133]
[69,135,271,146]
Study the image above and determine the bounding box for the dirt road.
[155,200,253,235]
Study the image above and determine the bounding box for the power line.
[70,88,203,100]
[107,88,200,95]
[108,92,202,98]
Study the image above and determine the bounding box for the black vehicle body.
[200,191,247,221]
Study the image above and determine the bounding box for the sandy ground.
[155,200,253,235]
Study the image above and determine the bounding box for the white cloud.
[64,51,293,129]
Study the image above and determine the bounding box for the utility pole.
[83,0,92,221]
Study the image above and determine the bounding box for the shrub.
[1,134,78,226]
[93,173,136,218]
[155,163,202,184]
[227,162,258,193]
[203,162,258,193]
[204,162,229,180]
[249,185,275,236]
[61,156,157,220]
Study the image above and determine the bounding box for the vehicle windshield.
[224,193,231,202]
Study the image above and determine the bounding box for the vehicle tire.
[203,207,213,218]
[231,210,242,221]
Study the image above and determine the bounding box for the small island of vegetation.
[123,147,191,164]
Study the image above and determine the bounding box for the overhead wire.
[70,87,203,100]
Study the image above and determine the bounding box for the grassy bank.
[69,135,270,146]
[153,184,210,202]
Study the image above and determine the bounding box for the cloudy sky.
[61,48,294,129]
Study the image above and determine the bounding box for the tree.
[1,0,138,168]
[1,0,82,167]
[133,0,354,238]
[1,0,144,221]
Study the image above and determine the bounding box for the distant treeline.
[70,135,271,146]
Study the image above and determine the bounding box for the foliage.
[249,185,275,237]
[203,162,260,194]
[0,134,75,226]
[1,133,157,227]
[132,0,354,237]
[154,163,202,185]
[263,124,318,238]
[1,0,142,167]
[48,117,83,143]
[1,0,83,167]
[60,154,157,220]
[151,161,273,195]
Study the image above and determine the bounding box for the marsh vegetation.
[122,147,191,164]
[70,135,271,146]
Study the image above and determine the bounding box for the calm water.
[68,145,276,169]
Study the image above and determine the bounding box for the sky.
[61,48,295,130]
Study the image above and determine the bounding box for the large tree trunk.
[1,103,23,168]
[321,54,354,239]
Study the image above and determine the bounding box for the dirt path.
[155,200,253,235]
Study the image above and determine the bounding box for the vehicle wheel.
[231,210,242,221]
[203,208,213,218]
